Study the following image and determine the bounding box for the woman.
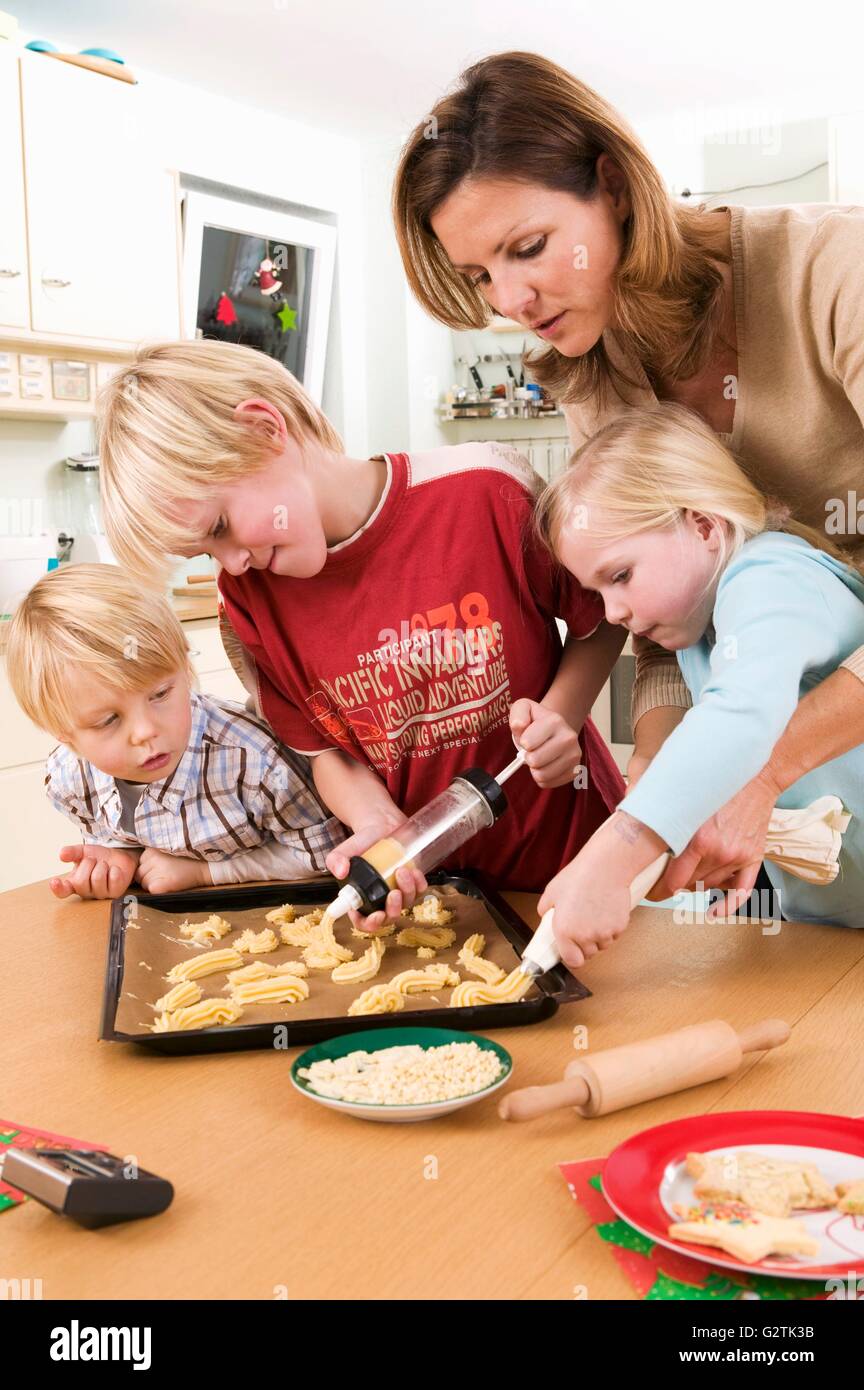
[392,49,864,914]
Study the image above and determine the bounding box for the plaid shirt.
[44,691,346,873]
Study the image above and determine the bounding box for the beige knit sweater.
[563,202,864,728]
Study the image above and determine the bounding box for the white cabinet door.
[0,53,30,329]
[20,53,180,343]
[0,762,72,892]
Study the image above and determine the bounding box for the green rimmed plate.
[291,1027,513,1123]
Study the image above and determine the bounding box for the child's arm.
[541,553,843,970]
[537,810,669,970]
[44,754,141,900]
[208,748,348,886]
[510,621,626,786]
[208,841,330,886]
[313,749,427,929]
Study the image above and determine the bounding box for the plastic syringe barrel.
[340,768,508,914]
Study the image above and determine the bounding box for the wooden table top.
[3,879,863,1301]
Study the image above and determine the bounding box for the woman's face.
[429,159,630,356]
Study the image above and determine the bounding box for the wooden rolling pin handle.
[737,1018,791,1053]
[498,1075,592,1122]
[187,572,216,584]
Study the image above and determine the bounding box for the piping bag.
[517,793,852,979]
[517,851,670,980]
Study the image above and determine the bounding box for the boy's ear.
[234,398,286,446]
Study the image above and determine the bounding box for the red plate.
[602,1111,864,1280]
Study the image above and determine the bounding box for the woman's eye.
[211,516,226,539]
[469,271,490,288]
[611,569,631,584]
[516,237,546,260]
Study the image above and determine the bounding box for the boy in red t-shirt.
[99,340,626,929]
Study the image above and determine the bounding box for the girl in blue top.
[534,402,864,972]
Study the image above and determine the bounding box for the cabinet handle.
[42,275,72,289]
[0,269,21,278]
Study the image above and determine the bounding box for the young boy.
[97,339,626,928]
[6,564,346,900]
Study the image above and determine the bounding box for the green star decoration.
[276,304,298,333]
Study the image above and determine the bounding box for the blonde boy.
[6,564,346,900]
[95,341,627,930]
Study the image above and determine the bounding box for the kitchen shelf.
[440,404,564,422]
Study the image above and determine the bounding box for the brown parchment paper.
[114,884,539,1036]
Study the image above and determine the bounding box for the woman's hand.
[509,698,582,788]
[325,815,427,933]
[647,768,779,915]
[50,844,140,900]
[136,848,211,896]
[536,857,633,973]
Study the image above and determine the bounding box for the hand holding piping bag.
[523,812,670,976]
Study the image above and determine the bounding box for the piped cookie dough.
[450,966,532,1008]
[233,927,279,954]
[152,998,243,1032]
[166,947,243,983]
[390,963,460,995]
[332,937,386,984]
[229,975,309,1007]
[178,913,233,945]
[153,981,202,1013]
[395,924,456,950]
[457,933,505,985]
[347,985,405,1016]
[410,895,454,927]
[279,908,324,947]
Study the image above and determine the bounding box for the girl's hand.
[537,857,633,973]
[325,816,427,934]
[50,844,140,901]
[509,698,583,788]
[647,768,778,911]
[136,848,211,896]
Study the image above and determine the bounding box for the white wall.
[0,53,415,534]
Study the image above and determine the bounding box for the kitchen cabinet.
[0,51,30,329]
[0,52,180,347]
[0,617,247,893]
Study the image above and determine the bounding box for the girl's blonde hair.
[535,403,858,584]
[98,339,343,577]
[6,563,192,740]
[393,50,731,407]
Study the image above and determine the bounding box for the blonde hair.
[98,339,343,577]
[6,563,192,740]
[393,50,731,407]
[536,403,858,585]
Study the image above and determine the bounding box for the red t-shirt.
[218,442,625,891]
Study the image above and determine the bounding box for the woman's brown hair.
[393,50,731,407]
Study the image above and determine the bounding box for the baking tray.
[100,872,590,1055]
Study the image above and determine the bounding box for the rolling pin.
[498,1017,791,1121]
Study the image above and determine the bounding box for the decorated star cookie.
[669,1201,820,1265]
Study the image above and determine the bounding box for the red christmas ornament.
[216,292,237,326]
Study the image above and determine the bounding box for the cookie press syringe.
[325,747,527,920]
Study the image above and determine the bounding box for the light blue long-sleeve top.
[621,531,864,927]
